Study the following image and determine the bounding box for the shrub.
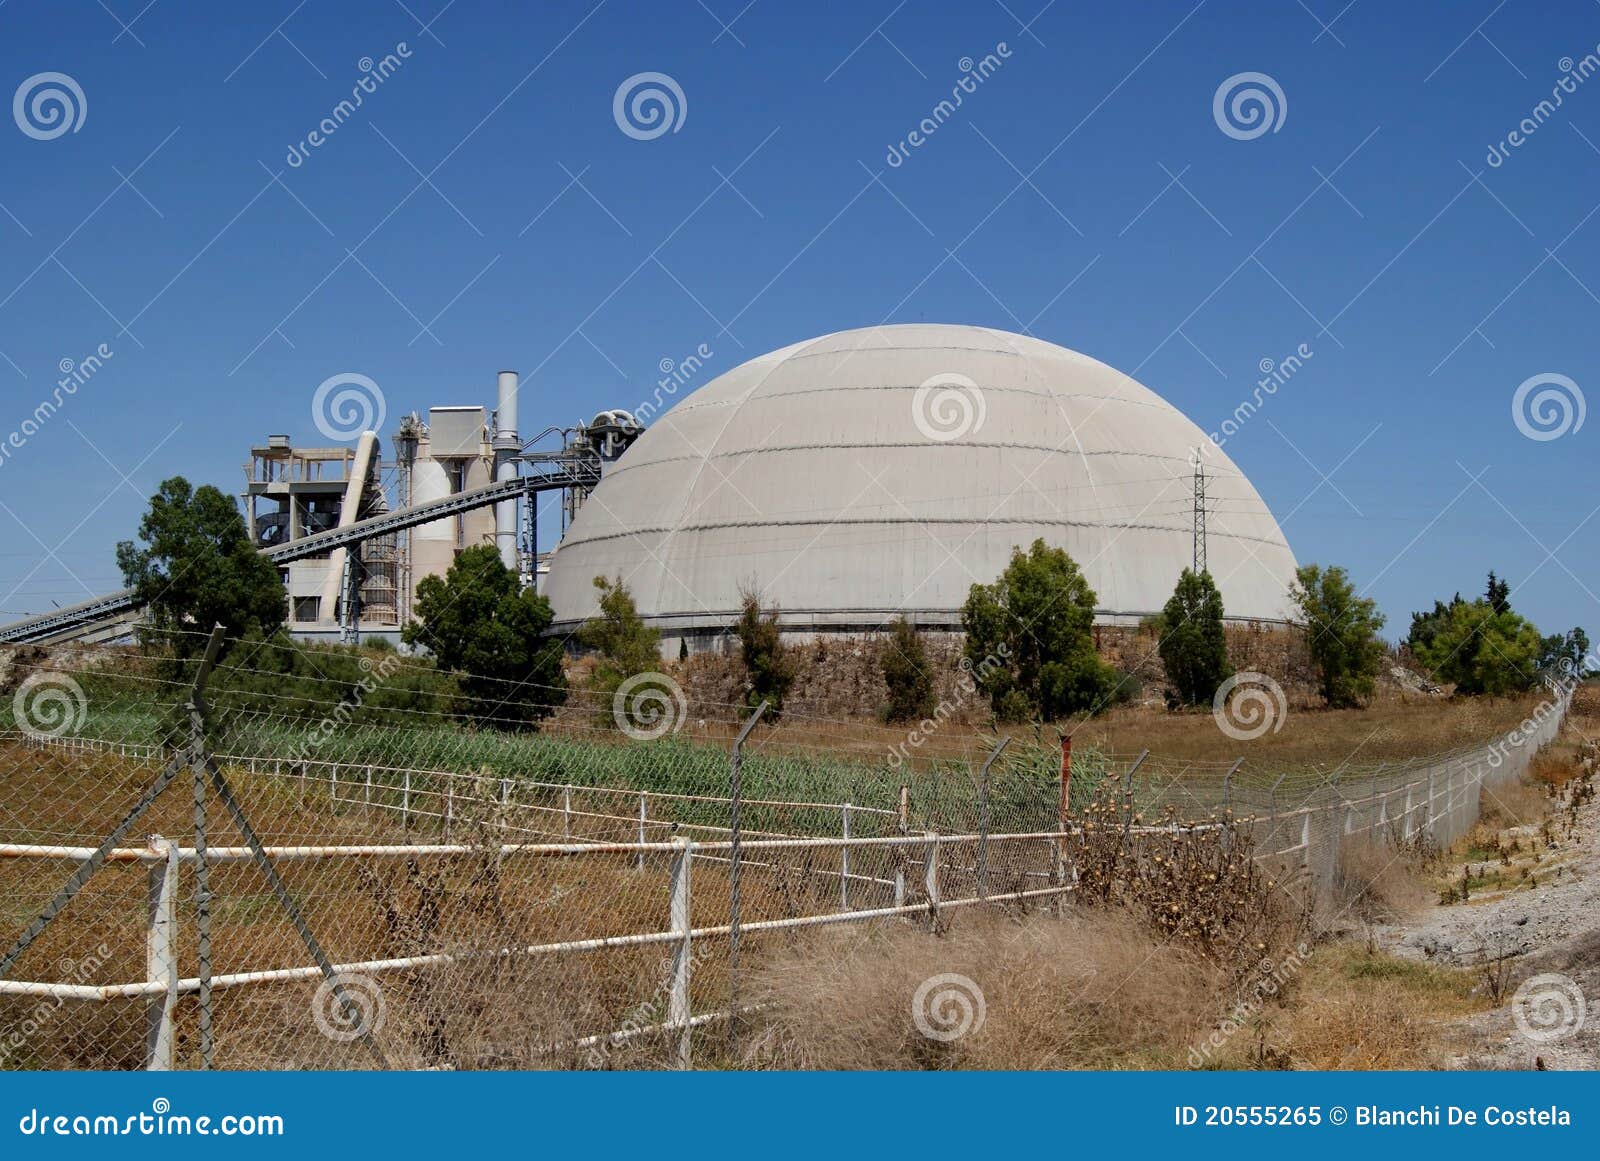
[1290,564,1385,707]
[880,617,936,723]
[1410,599,1543,695]
[961,539,1120,721]
[1064,789,1312,979]
[1156,569,1233,707]
[579,576,663,730]
[402,545,566,727]
[735,587,797,718]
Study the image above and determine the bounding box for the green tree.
[1156,569,1233,707]
[1541,626,1592,679]
[579,576,664,730]
[116,476,285,658]
[580,576,661,674]
[1289,563,1386,707]
[1406,594,1465,658]
[735,587,797,718]
[961,538,1120,721]
[881,617,936,723]
[1485,570,1511,615]
[402,545,566,727]
[1412,599,1543,696]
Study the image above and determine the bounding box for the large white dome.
[544,324,1298,637]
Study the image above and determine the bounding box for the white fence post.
[669,836,693,1070]
[144,835,179,1071]
[923,832,940,927]
[840,803,852,913]
[636,793,647,871]
[1445,766,1458,835]
[1427,767,1439,835]
[402,769,411,828]
[563,784,573,840]
[364,765,373,822]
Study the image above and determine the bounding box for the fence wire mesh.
[0,634,1573,1070]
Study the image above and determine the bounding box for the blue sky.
[1,0,1598,642]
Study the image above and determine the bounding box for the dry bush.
[1528,749,1580,791]
[741,908,1222,1070]
[1062,792,1312,978]
[1327,837,1431,924]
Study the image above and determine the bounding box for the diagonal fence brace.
[197,752,390,1067]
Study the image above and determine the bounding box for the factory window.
[294,596,320,623]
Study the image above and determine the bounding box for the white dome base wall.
[545,325,1299,638]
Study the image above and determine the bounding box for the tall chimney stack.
[494,370,520,574]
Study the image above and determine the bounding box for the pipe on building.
[494,370,520,574]
[320,430,379,629]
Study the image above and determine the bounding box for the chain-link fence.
[0,634,1572,1069]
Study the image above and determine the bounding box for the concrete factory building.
[544,324,1300,652]
[243,372,535,644]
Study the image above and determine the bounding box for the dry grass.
[1066,693,1546,766]
[1327,837,1432,924]
[741,908,1223,1070]
[1233,944,1485,1070]
[1479,778,1551,829]
[643,683,1553,772]
[741,911,1487,1071]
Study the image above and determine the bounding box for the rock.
[1389,665,1443,695]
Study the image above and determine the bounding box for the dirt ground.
[1374,720,1600,1069]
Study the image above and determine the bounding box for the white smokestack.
[494,370,520,573]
